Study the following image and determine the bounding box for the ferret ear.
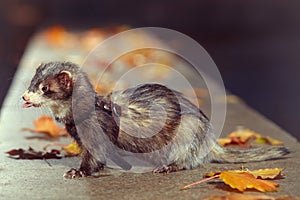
[57,70,72,89]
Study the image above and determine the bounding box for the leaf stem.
[181,174,220,190]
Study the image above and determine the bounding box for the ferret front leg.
[64,149,104,178]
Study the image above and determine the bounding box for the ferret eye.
[41,86,48,92]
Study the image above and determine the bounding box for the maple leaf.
[183,168,283,192]
[220,171,278,192]
[22,115,68,138]
[206,168,284,180]
[204,193,299,200]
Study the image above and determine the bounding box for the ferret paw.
[63,168,86,179]
[153,164,177,174]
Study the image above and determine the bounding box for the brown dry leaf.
[204,193,299,200]
[63,141,82,156]
[22,115,68,138]
[6,147,62,160]
[220,171,278,192]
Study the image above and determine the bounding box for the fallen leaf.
[250,168,284,179]
[217,137,251,148]
[44,26,67,46]
[204,193,272,200]
[6,147,62,159]
[228,128,261,143]
[217,127,260,147]
[63,141,82,156]
[255,136,283,146]
[43,141,82,157]
[220,171,278,192]
[206,168,284,180]
[184,167,283,192]
[204,193,299,200]
[217,138,232,146]
[22,115,68,138]
[218,127,284,147]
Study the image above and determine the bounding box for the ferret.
[22,61,289,178]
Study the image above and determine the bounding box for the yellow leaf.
[205,168,284,180]
[249,168,284,179]
[23,115,68,138]
[255,136,283,146]
[217,138,232,146]
[220,171,278,192]
[63,141,82,156]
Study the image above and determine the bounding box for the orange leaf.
[44,26,67,46]
[205,168,284,180]
[185,168,284,192]
[22,115,68,138]
[204,193,299,200]
[220,171,278,192]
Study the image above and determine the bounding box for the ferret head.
[22,61,79,109]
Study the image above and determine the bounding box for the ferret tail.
[211,144,290,163]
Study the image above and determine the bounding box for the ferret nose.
[22,94,30,101]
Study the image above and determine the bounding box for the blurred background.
[0,0,299,140]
